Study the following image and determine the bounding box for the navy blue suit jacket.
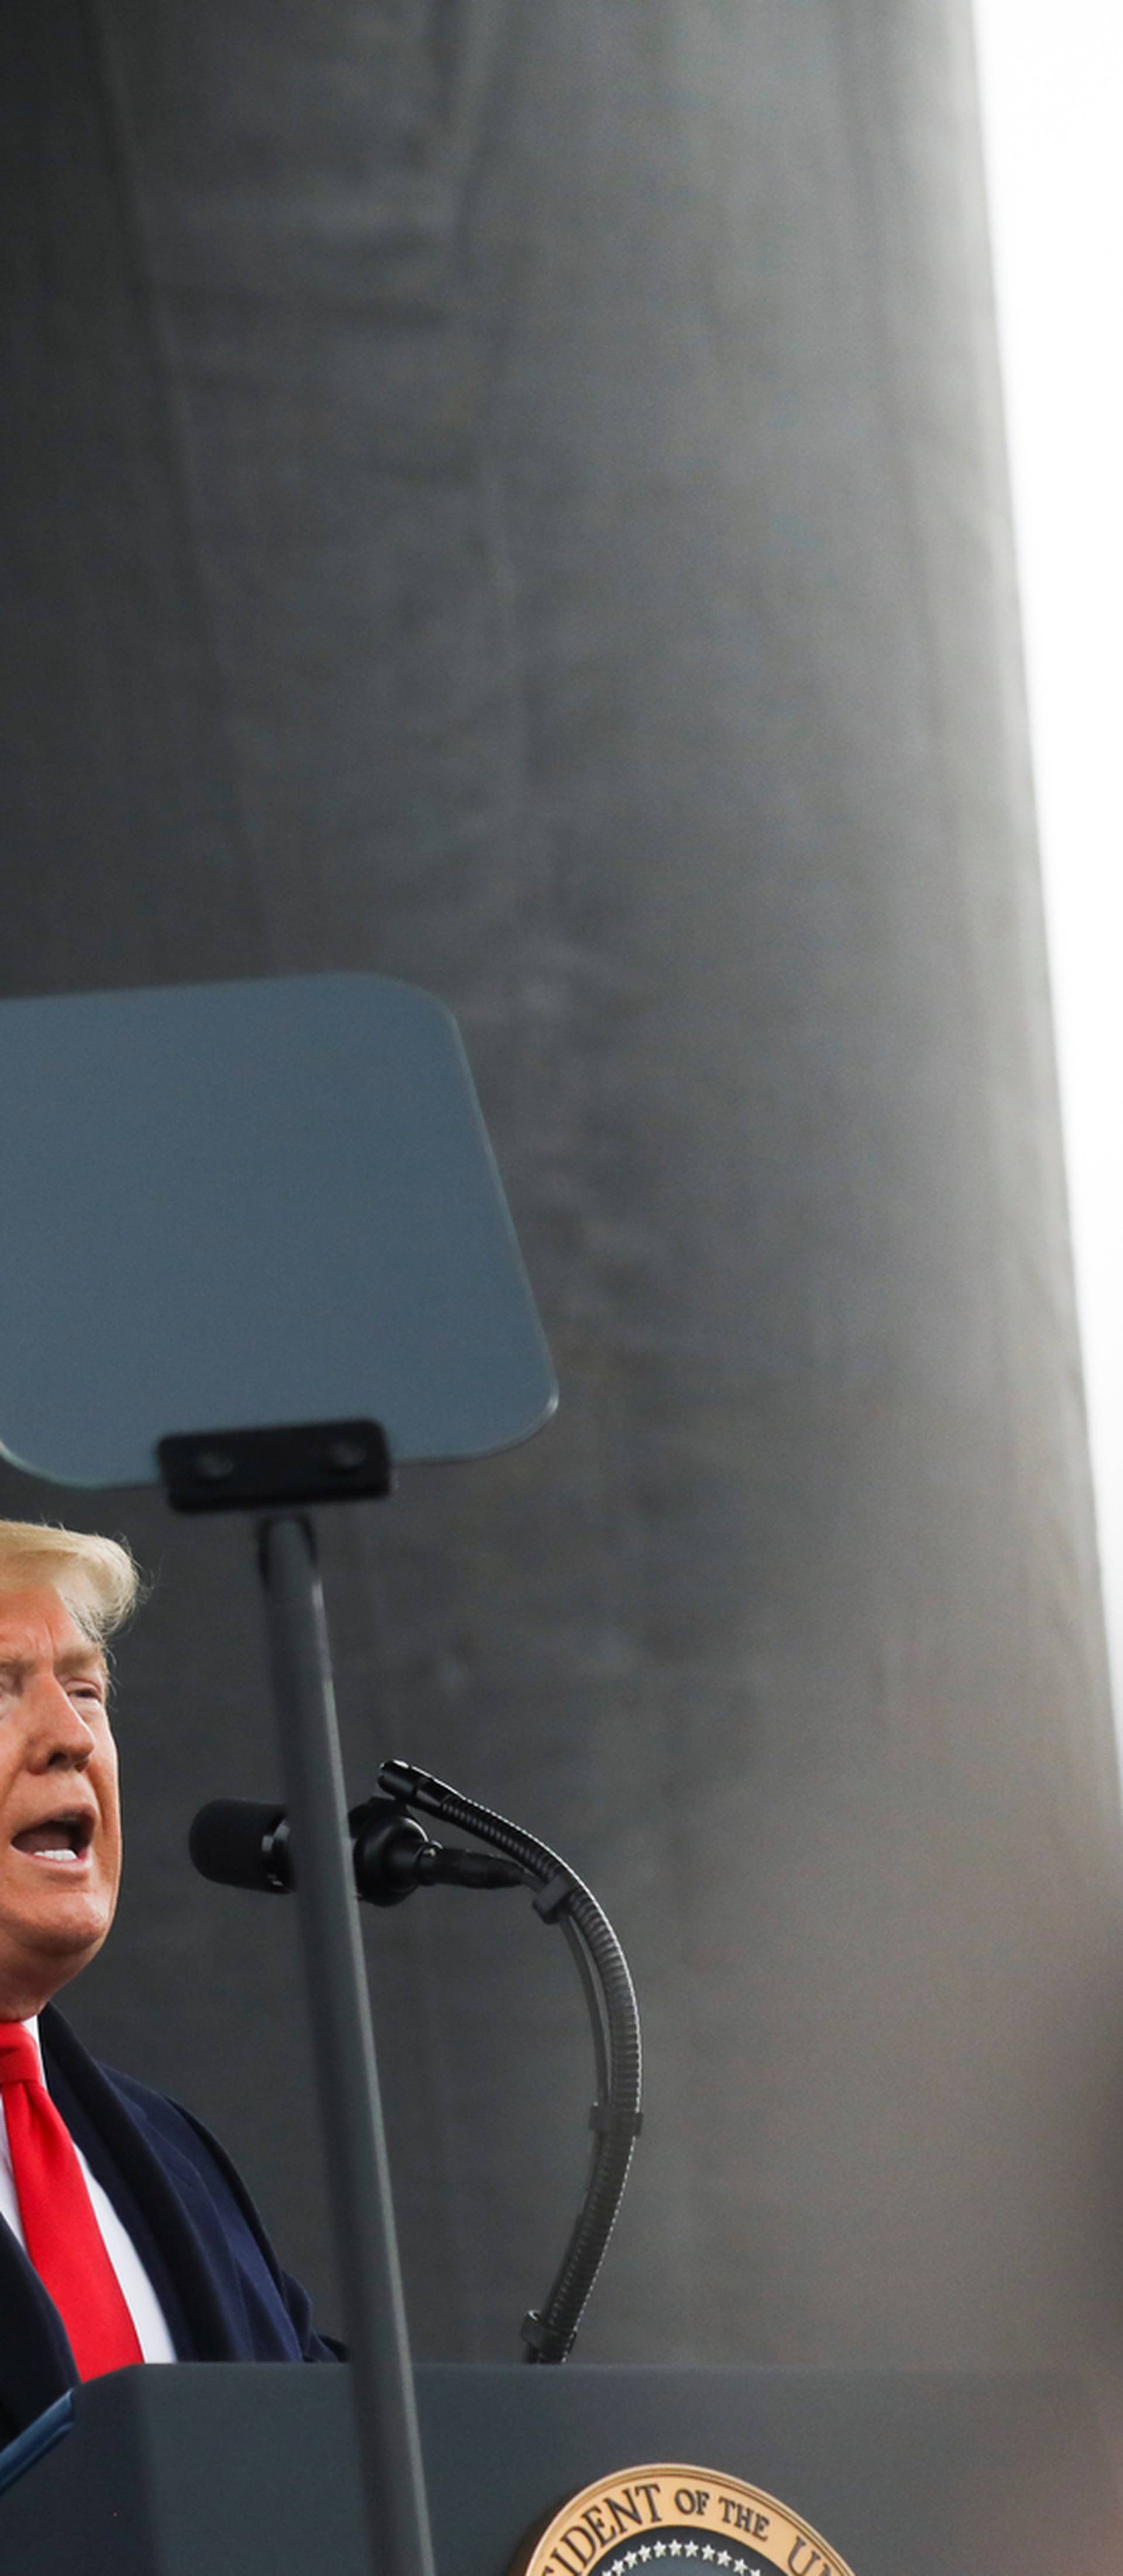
[0,2005,339,2447]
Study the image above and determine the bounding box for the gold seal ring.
[511,2461,857,2576]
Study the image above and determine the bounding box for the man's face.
[0,1584,122,2020]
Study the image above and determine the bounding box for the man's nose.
[27,1677,95,1765]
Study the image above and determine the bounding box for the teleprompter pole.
[259,1511,435,2576]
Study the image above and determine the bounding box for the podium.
[0,2361,1119,2576]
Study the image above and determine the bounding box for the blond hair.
[0,1520,142,1649]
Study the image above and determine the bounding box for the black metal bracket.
[157,1419,394,1513]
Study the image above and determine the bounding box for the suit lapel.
[40,2008,237,2364]
[0,2212,77,2441]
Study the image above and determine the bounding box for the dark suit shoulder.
[102,2070,288,2289]
[99,2070,342,2360]
[40,2009,342,2369]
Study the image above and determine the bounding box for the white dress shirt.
[0,2016,176,2364]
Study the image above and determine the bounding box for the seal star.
[701,2551,715,2563]
[668,2546,682,2558]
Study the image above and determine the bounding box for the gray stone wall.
[1,0,1119,2368]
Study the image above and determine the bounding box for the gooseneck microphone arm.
[378,1758,643,2365]
[190,1763,642,2365]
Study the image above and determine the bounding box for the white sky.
[970,1,1123,1737]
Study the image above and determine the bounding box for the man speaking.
[0,1515,337,2447]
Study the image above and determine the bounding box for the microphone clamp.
[188,1796,524,1906]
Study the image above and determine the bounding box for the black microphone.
[189,1796,525,1906]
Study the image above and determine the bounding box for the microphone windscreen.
[189,1799,287,1891]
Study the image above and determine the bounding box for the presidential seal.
[512,2464,856,2576]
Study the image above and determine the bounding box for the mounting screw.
[326,1437,368,1473]
[193,1447,235,1482]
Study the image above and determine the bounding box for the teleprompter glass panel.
[0,974,556,1486]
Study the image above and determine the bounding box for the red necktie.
[0,2022,143,2379]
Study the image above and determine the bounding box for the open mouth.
[12,1813,95,1864]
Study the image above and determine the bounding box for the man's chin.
[0,1905,115,2014]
